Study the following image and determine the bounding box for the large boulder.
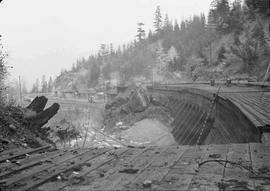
[128,87,150,113]
[105,96,129,110]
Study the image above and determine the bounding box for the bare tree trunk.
[24,96,60,147]
[264,63,270,82]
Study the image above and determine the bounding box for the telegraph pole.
[205,15,217,66]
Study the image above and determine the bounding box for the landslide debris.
[0,96,60,152]
[103,86,172,134]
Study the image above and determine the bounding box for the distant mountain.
[54,0,270,91]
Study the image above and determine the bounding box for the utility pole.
[19,76,22,105]
[152,64,154,86]
[206,15,217,66]
[209,42,212,66]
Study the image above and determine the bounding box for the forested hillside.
[53,0,270,91]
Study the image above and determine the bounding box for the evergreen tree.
[41,75,47,93]
[34,78,39,93]
[109,43,114,54]
[245,0,270,17]
[147,30,153,41]
[31,84,36,94]
[99,44,109,58]
[163,14,173,32]
[156,44,170,75]
[87,62,100,88]
[209,0,231,33]
[153,5,163,33]
[217,45,226,61]
[48,76,53,92]
[136,22,146,42]
[117,46,122,55]
[229,0,244,34]
[0,35,7,102]
[180,21,185,31]
[252,23,266,46]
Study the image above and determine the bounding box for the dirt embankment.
[103,86,176,146]
[0,96,59,152]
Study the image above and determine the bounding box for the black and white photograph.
[0,0,270,190]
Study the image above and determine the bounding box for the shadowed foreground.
[1,143,270,191]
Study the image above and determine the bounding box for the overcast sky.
[0,0,213,89]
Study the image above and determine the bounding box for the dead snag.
[28,103,60,131]
[26,96,48,113]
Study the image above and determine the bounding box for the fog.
[0,0,212,89]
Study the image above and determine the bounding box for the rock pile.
[103,87,150,132]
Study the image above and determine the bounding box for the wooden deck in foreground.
[1,143,270,191]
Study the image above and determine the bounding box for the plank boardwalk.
[1,143,270,190]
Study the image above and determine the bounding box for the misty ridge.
[33,0,270,97]
[0,0,269,102]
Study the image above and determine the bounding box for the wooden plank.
[74,147,151,190]
[0,147,25,156]
[183,111,206,145]
[0,149,70,178]
[243,94,270,119]
[51,148,133,191]
[157,146,208,190]
[154,173,194,191]
[249,143,270,190]
[187,112,208,145]
[123,146,187,190]
[174,105,197,141]
[106,147,171,191]
[90,147,165,190]
[171,103,189,127]
[0,148,91,186]
[236,94,270,123]
[172,104,194,137]
[230,95,270,124]
[0,145,51,163]
[222,143,255,190]
[10,148,112,191]
[224,144,251,177]
[170,102,182,117]
[13,148,72,167]
[177,107,202,144]
[187,144,228,191]
[208,119,233,144]
[228,96,262,127]
[197,144,228,175]
[250,143,270,171]
[241,93,270,111]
